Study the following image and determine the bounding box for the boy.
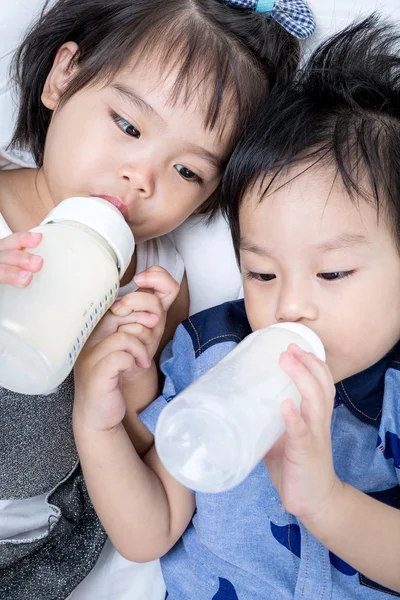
[74,16,400,598]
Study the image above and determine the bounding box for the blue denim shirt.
[140,300,400,599]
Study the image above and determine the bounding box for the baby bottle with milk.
[0,196,134,395]
[155,322,325,493]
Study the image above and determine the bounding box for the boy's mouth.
[91,194,129,220]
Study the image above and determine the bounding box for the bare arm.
[73,267,194,560]
[74,418,195,562]
[122,273,189,455]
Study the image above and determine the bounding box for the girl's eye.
[246,271,276,282]
[175,165,203,186]
[111,112,140,138]
[317,270,355,281]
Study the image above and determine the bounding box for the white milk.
[0,197,134,395]
[155,323,325,494]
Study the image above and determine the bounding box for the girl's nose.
[118,160,155,198]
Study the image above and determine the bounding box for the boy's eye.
[317,271,355,281]
[247,272,276,282]
[175,165,203,186]
[111,112,140,138]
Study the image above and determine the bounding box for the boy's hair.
[222,15,400,254]
[10,0,300,215]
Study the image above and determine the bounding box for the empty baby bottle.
[0,197,134,395]
[155,322,325,493]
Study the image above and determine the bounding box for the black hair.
[222,15,400,255]
[10,0,300,216]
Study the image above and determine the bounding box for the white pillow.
[0,1,48,147]
[307,0,400,47]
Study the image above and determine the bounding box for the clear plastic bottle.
[155,322,325,493]
[0,197,134,395]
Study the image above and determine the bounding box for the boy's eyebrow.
[110,83,223,173]
[317,233,370,252]
[240,233,369,256]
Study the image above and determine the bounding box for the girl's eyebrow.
[110,83,224,173]
[185,142,224,172]
[110,83,165,124]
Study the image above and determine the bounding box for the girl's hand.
[74,266,179,431]
[0,232,43,286]
[264,344,340,524]
[110,265,180,369]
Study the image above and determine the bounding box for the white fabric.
[67,541,165,600]
[0,213,10,238]
[168,215,242,316]
[119,236,184,297]
[0,493,52,541]
[306,0,400,48]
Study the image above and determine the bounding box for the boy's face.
[38,44,232,244]
[240,164,400,383]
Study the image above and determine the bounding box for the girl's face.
[40,44,233,244]
[240,164,400,383]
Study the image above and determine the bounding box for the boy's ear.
[41,42,79,110]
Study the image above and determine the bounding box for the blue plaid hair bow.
[224,0,315,39]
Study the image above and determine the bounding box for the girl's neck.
[0,166,138,284]
[0,168,55,232]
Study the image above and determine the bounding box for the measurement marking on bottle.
[68,286,118,365]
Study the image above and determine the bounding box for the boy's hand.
[264,344,341,524]
[0,232,43,286]
[74,266,179,431]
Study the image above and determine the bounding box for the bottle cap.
[41,197,135,277]
[269,322,326,361]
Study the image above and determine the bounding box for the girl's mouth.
[91,194,129,220]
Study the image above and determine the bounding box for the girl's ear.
[41,42,79,110]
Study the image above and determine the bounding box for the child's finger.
[281,398,313,459]
[118,322,160,348]
[279,351,328,432]
[287,344,335,408]
[133,266,180,311]
[113,311,160,329]
[111,291,163,318]
[0,231,42,251]
[0,245,44,286]
[0,264,33,287]
[0,248,43,271]
[90,350,136,396]
[84,310,160,353]
[85,331,151,370]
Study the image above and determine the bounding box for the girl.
[0,0,313,598]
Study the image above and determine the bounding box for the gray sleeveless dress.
[0,373,108,599]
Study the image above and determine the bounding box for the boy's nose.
[118,161,155,199]
[275,283,318,323]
